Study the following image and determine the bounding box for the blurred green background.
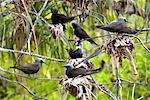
[0,0,150,99]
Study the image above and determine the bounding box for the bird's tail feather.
[83,60,105,76]
[88,39,99,46]
[69,16,76,21]
[9,66,16,68]
[83,67,102,76]
[95,25,105,29]
[10,66,17,69]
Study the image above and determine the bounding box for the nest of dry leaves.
[49,24,64,39]
[103,35,138,75]
[102,0,144,16]
[59,58,117,99]
[59,58,97,99]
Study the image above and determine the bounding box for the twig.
[126,48,138,75]
[100,82,150,85]
[27,32,32,55]
[21,0,38,53]
[132,83,136,100]
[84,45,104,61]
[0,75,45,99]
[84,85,97,99]
[29,11,53,27]
[96,83,117,100]
[75,45,104,67]
[115,56,120,100]
[123,34,150,53]
[74,34,115,42]
[119,81,123,100]
[137,92,150,100]
[28,0,48,52]
[88,15,104,24]
[33,0,48,26]
[0,66,60,81]
[90,11,109,24]
[0,47,66,62]
[136,41,150,45]
[92,0,98,6]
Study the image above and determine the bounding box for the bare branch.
[0,66,61,81]
[132,83,136,100]
[84,45,104,61]
[27,0,48,54]
[0,47,66,62]
[33,0,49,26]
[123,34,150,53]
[0,75,45,99]
[95,83,117,100]
[21,0,38,53]
[29,11,53,27]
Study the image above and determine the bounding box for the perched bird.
[96,17,149,34]
[10,59,44,74]
[71,22,98,45]
[66,48,83,59]
[64,60,105,78]
[51,9,78,24]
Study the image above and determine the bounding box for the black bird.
[51,9,77,24]
[66,48,83,59]
[71,22,98,45]
[64,60,105,78]
[95,17,149,34]
[10,59,44,74]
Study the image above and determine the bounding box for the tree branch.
[123,34,150,53]
[0,75,45,99]
[0,47,66,62]
[0,66,61,81]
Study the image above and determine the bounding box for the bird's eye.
[124,19,127,22]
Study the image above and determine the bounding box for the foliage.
[0,0,150,99]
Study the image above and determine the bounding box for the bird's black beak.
[42,61,47,65]
[125,19,130,23]
[64,65,68,67]
[64,65,71,68]
[65,48,69,51]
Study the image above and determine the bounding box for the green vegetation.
[0,0,149,99]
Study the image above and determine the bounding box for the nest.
[49,24,64,39]
[66,58,94,69]
[60,77,96,99]
[104,35,134,58]
[103,35,138,75]
[113,0,144,16]
[60,58,96,99]
[101,0,144,16]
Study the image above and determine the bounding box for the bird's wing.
[17,66,39,74]
[77,27,90,39]
[118,25,136,34]
[72,67,87,76]
[55,14,67,19]
[76,27,98,45]
[52,14,74,24]
[24,63,38,67]
[107,21,123,30]
[74,48,82,54]
[17,63,38,70]
[52,14,66,23]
